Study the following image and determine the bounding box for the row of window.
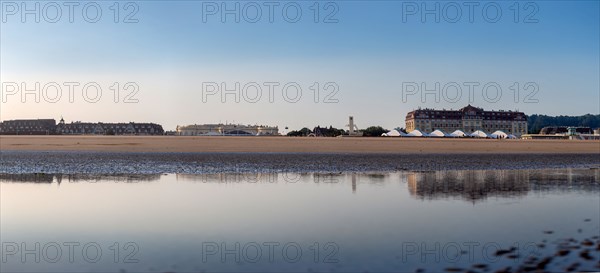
[60,129,156,132]
[0,126,52,130]
[413,127,527,134]
[2,122,54,126]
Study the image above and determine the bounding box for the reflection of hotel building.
[176,124,279,136]
[406,169,599,202]
[405,105,528,136]
[406,170,531,202]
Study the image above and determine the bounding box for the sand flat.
[1,136,599,154]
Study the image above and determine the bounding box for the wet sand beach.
[1,151,599,174]
[1,136,599,154]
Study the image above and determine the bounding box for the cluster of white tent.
[382,129,517,139]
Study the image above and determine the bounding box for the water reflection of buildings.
[176,173,281,183]
[176,172,358,185]
[177,169,600,201]
[6,169,596,201]
[0,174,161,184]
[0,174,56,183]
[176,172,391,195]
[406,169,600,202]
[407,170,530,202]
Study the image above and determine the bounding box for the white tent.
[449,130,466,137]
[429,129,446,137]
[382,129,407,137]
[490,130,508,139]
[407,129,426,137]
[507,134,517,139]
[469,130,488,138]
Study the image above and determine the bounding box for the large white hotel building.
[405,105,528,136]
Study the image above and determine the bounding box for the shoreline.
[1,135,599,154]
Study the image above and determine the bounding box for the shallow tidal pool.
[1,169,599,272]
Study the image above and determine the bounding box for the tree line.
[527,114,600,134]
[286,126,402,137]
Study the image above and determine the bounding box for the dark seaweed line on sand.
[1,151,599,174]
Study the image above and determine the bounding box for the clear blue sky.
[1,1,599,131]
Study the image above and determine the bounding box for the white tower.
[347,116,360,136]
